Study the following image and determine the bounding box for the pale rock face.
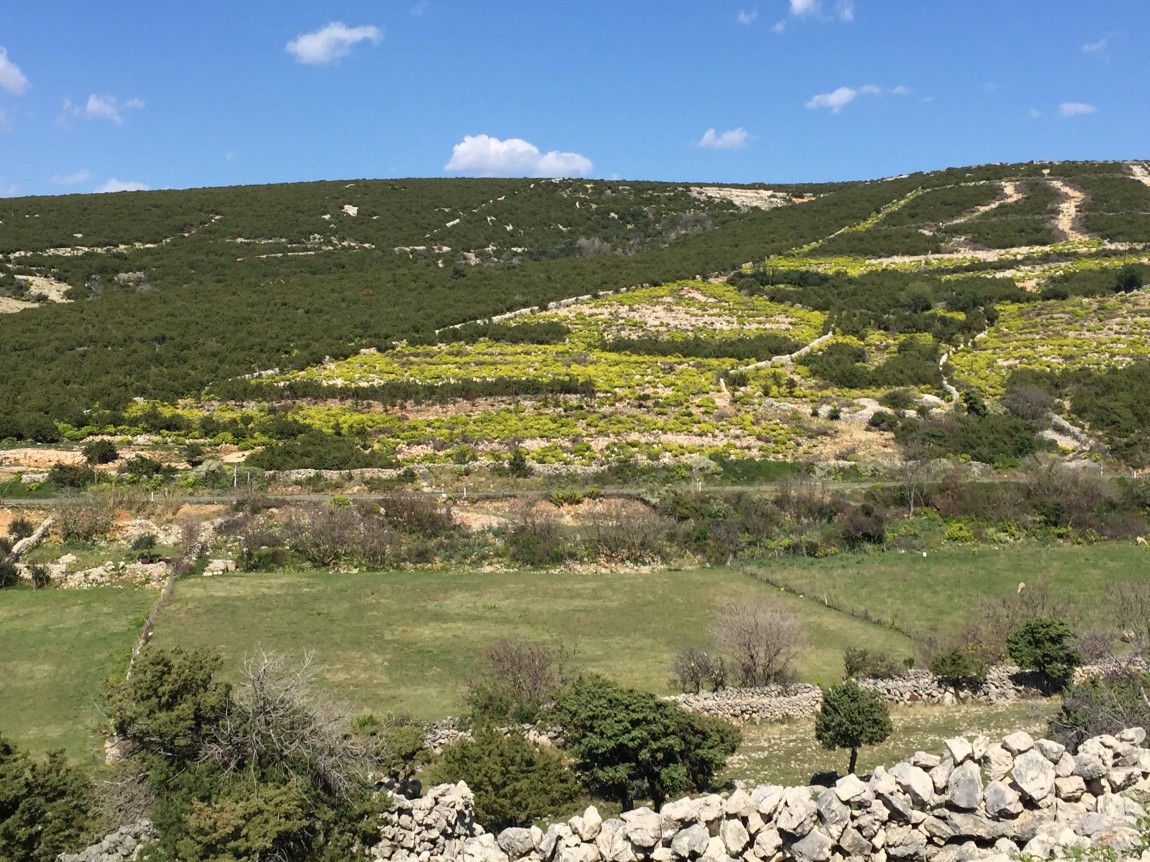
[777,788,818,837]
[885,824,927,859]
[753,826,783,858]
[1012,749,1057,803]
[984,780,1023,819]
[1055,775,1086,802]
[670,823,710,858]
[1073,751,1108,781]
[1116,726,1146,746]
[790,828,834,862]
[497,827,535,858]
[574,806,602,842]
[944,737,974,765]
[753,784,786,818]
[1035,738,1066,763]
[833,773,867,803]
[816,788,850,841]
[1054,751,1077,778]
[888,762,934,807]
[931,757,955,793]
[946,760,984,811]
[839,825,872,857]
[620,808,661,849]
[723,788,755,819]
[659,797,697,828]
[1002,731,1034,755]
[982,743,1014,782]
[718,817,749,855]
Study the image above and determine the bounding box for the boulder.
[463,833,511,862]
[497,828,536,859]
[889,762,933,807]
[790,828,834,862]
[777,788,818,837]
[753,827,783,859]
[670,823,710,859]
[931,758,954,794]
[1002,731,1034,755]
[1012,749,1056,803]
[982,744,1014,782]
[1116,726,1146,746]
[833,773,867,804]
[620,808,661,850]
[884,825,927,859]
[984,780,1023,819]
[947,761,983,811]
[838,825,872,857]
[1055,775,1086,802]
[724,788,755,819]
[944,737,974,765]
[816,789,850,841]
[1073,752,1107,781]
[1035,739,1066,763]
[660,797,698,828]
[753,784,786,819]
[719,818,749,855]
[574,806,602,842]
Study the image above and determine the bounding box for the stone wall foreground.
[371,727,1150,862]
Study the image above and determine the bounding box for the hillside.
[2,161,1150,478]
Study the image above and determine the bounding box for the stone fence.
[369,727,1150,862]
[672,661,1149,725]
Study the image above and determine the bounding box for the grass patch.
[745,542,1149,643]
[0,585,155,761]
[725,700,1055,787]
[150,566,912,724]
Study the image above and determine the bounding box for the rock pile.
[370,727,1150,862]
[674,684,824,723]
[57,819,156,862]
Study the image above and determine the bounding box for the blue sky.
[1,1,1145,197]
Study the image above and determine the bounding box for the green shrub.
[48,463,96,489]
[7,516,34,541]
[426,728,582,831]
[553,676,739,809]
[928,645,989,691]
[1050,671,1150,751]
[81,439,118,465]
[467,638,575,725]
[1007,618,1080,691]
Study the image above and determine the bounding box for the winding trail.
[937,181,1026,230]
[1046,179,1089,242]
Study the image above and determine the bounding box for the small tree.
[710,597,803,687]
[670,646,726,694]
[815,681,892,774]
[553,676,738,809]
[1007,618,1081,692]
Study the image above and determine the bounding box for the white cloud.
[737,8,758,25]
[1028,108,1042,120]
[0,48,28,96]
[771,19,787,33]
[445,135,592,178]
[698,128,750,150]
[286,22,382,65]
[806,84,903,112]
[51,169,92,186]
[785,0,852,21]
[836,0,855,21]
[96,178,149,193]
[806,86,861,112]
[790,0,817,15]
[1081,38,1108,54]
[1059,102,1097,117]
[63,94,144,125]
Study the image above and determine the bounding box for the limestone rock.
[464,833,511,862]
[947,760,983,811]
[1116,726,1146,746]
[1012,749,1056,803]
[1035,738,1066,763]
[1002,731,1034,755]
[838,825,872,857]
[719,818,749,855]
[724,788,755,819]
[944,737,974,765]
[752,784,786,818]
[660,797,698,827]
[1073,751,1107,781]
[982,744,1014,782]
[670,823,710,859]
[777,788,818,837]
[1055,775,1086,802]
[884,824,927,859]
[834,773,867,804]
[817,788,850,841]
[574,806,602,842]
[498,828,536,859]
[931,758,954,793]
[790,828,834,862]
[889,762,933,807]
[753,827,783,859]
[620,808,661,849]
[984,780,1023,819]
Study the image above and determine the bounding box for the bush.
[466,638,576,725]
[928,645,989,691]
[1050,671,1150,751]
[1007,618,1081,692]
[81,439,118,465]
[670,646,726,694]
[814,681,893,774]
[426,728,582,831]
[553,676,739,809]
[710,597,804,686]
[843,647,900,680]
[7,516,35,541]
[0,735,96,862]
[48,463,96,489]
[56,495,115,543]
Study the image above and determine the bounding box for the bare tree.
[201,650,370,798]
[466,637,577,723]
[1107,579,1150,657]
[710,597,804,687]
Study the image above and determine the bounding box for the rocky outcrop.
[370,727,1150,862]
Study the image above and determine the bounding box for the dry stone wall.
[370,727,1150,862]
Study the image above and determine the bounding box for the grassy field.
[0,585,155,761]
[149,565,913,725]
[4,539,1143,760]
[746,541,1150,643]
[725,700,1056,788]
